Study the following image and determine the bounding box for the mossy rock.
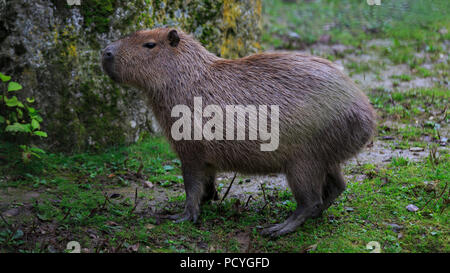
[0,0,261,152]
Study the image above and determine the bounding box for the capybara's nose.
[102,43,119,82]
[102,44,116,61]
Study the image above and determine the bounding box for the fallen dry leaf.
[305,244,318,252]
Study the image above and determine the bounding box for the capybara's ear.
[168,29,180,47]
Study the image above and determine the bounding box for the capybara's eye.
[143,42,156,49]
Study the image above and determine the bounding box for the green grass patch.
[369,88,449,123]
[391,74,412,82]
[0,136,448,253]
[262,0,450,48]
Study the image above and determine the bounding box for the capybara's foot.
[261,215,307,237]
[261,204,323,237]
[166,206,200,223]
[201,188,219,204]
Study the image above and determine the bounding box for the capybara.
[102,28,376,236]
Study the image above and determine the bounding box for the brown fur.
[102,28,376,236]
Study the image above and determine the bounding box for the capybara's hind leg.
[167,163,205,223]
[312,164,346,218]
[261,160,325,237]
[201,168,218,204]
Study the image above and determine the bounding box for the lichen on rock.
[0,0,261,152]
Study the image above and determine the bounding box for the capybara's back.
[102,28,376,236]
[200,52,376,173]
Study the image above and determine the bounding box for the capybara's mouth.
[101,58,120,83]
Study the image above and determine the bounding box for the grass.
[369,88,449,122]
[0,135,448,253]
[368,88,448,150]
[261,0,450,98]
[262,0,450,48]
[415,67,432,78]
[346,61,372,74]
[0,0,449,253]
[391,74,412,82]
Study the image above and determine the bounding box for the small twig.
[0,214,12,229]
[0,213,18,245]
[440,105,448,115]
[440,198,449,215]
[88,208,98,218]
[5,223,19,245]
[438,105,448,123]
[130,188,139,213]
[137,157,144,177]
[245,195,253,208]
[113,239,125,253]
[61,208,72,221]
[100,193,109,210]
[260,202,269,212]
[428,146,439,168]
[260,183,269,211]
[123,156,129,170]
[420,190,436,211]
[88,192,113,218]
[421,182,448,211]
[219,173,237,205]
[261,183,267,204]
[0,213,20,245]
[435,129,441,141]
[103,192,111,204]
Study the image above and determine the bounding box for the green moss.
[6,0,262,153]
[77,81,125,150]
[47,79,126,153]
[46,27,128,152]
[134,0,261,58]
[79,0,118,34]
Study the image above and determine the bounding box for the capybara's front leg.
[167,163,205,223]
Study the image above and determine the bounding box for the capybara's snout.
[101,42,120,82]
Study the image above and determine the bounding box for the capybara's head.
[102,28,201,90]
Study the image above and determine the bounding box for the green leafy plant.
[0,72,47,163]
